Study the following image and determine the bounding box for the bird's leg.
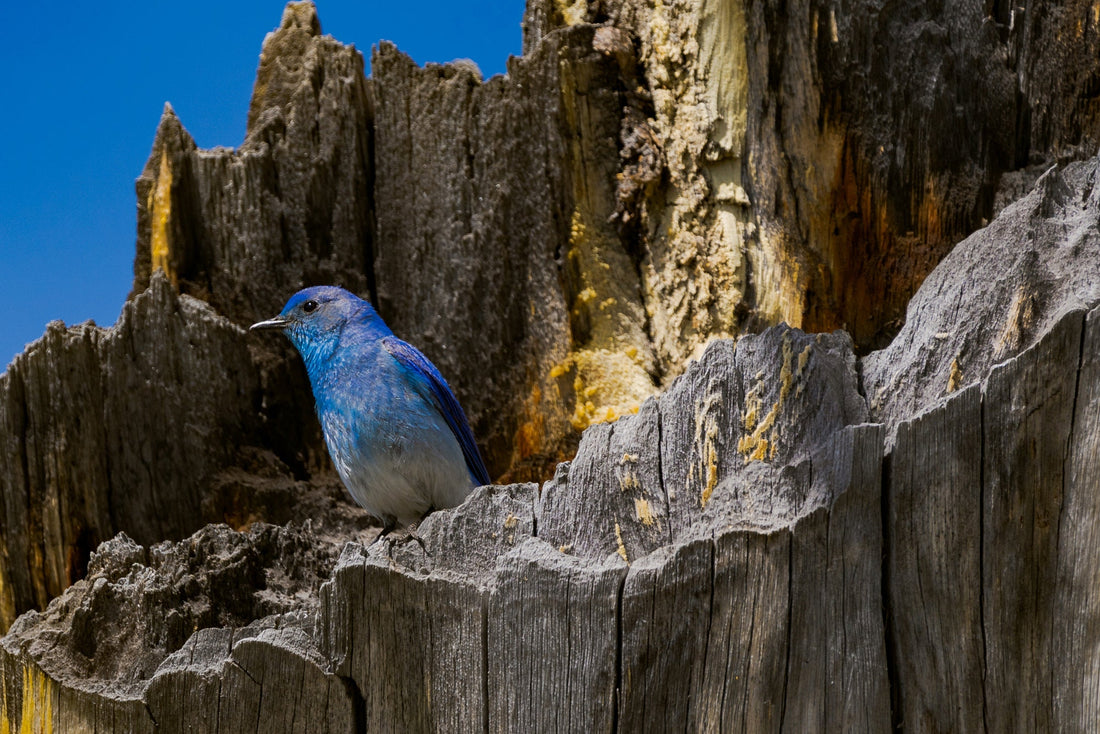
[371,516,398,545]
[386,508,433,557]
[413,506,434,530]
[391,526,427,555]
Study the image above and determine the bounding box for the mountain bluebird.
[251,286,490,533]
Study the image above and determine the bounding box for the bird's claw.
[373,521,429,562]
[388,528,427,555]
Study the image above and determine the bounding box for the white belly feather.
[320,405,473,527]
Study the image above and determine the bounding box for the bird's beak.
[250,316,289,332]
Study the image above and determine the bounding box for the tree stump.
[2,1,1100,731]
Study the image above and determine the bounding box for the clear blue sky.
[0,1,522,370]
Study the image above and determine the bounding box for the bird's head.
[250,286,385,370]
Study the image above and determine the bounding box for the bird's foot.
[386,527,427,556]
[372,519,428,561]
[370,517,398,546]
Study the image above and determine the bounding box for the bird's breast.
[314,361,472,525]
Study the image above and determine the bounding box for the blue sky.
[0,2,522,369]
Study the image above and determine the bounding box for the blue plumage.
[251,286,489,531]
[379,337,492,487]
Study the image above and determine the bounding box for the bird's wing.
[380,336,491,486]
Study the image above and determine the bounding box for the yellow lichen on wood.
[619,468,640,492]
[741,387,760,432]
[148,149,176,285]
[614,522,628,563]
[797,343,812,373]
[995,286,1035,358]
[947,357,962,393]
[635,497,656,526]
[17,667,53,734]
[795,343,813,397]
[568,349,649,431]
[503,513,518,544]
[576,287,597,304]
[738,333,795,463]
[0,566,14,635]
[701,440,718,506]
[554,0,588,25]
[689,390,722,507]
[746,437,770,462]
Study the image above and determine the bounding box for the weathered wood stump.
[2,0,1100,731]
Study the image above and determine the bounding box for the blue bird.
[250,286,490,534]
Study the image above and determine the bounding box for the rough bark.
[863,157,1100,434]
[2,0,1100,731]
[0,523,358,733]
[0,275,264,628]
[121,0,1100,481]
[132,2,373,323]
[0,328,896,731]
[524,0,1100,352]
[370,25,663,479]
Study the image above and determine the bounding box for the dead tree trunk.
[1,1,1099,731]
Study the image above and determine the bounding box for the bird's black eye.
[302,299,319,313]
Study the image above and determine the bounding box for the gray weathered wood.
[886,383,985,732]
[0,522,354,733]
[487,539,627,733]
[883,307,1096,732]
[1053,304,1100,729]
[864,160,1100,434]
[4,1,1100,732]
[784,425,889,732]
[658,331,867,538]
[319,483,537,733]
[537,398,671,562]
[698,529,790,732]
[144,626,354,734]
[539,327,869,564]
[0,274,263,629]
[617,538,712,732]
[982,309,1084,733]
